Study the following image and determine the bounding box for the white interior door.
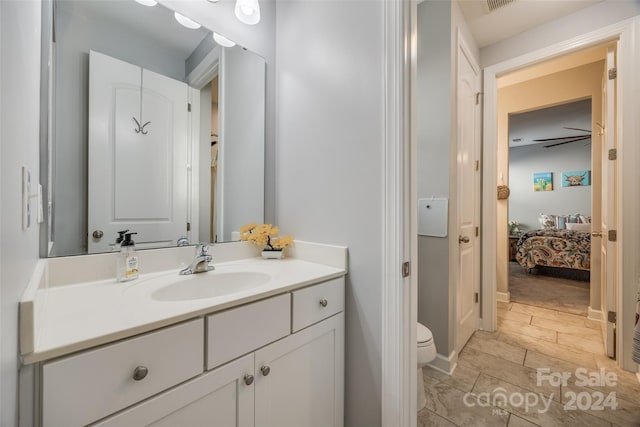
[599,45,618,358]
[88,51,189,252]
[455,38,481,352]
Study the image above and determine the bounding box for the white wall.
[481,0,640,68]
[275,1,384,424]
[0,1,42,426]
[509,143,592,231]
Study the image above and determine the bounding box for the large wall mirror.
[41,0,266,257]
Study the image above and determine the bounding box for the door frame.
[381,0,416,426]
[481,17,640,371]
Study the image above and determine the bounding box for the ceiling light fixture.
[234,0,260,25]
[213,33,236,48]
[135,0,157,6]
[174,12,201,29]
[206,0,220,2]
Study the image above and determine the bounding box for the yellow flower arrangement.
[240,223,294,252]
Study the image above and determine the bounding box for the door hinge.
[187,222,191,232]
[608,310,617,323]
[402,262,410,278]
[608,67,617,80]
[475,160,480,171]
[475,92,483,105]
[608,148,617,160]
[188,103,192,112]
[475,226,479,237]
[608,229,617,242]
[475,292,479,303]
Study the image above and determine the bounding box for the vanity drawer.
[292,277,344,332]
[41,319,204,427]
[207,293,290,370]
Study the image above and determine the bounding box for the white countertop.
[20,242,347,364]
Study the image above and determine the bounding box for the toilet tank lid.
[417,323,433,344]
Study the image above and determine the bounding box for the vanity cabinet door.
[254,313,344,427]
[93,353,255,427]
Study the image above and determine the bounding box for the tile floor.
[419,301,640,427]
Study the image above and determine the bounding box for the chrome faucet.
[179,243,215,275]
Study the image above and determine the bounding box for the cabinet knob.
[260,365,271,376]
[244,374,254,386]
[319,298,328,308]
[132,366,149,381]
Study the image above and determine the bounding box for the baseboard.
[428,350,458,375]
[496,291,510,303]
[588,306,603,321]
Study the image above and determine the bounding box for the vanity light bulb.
[234,0,260,25]
[135,0,157,6]
[213,33,236,48]
[174,12,202,29]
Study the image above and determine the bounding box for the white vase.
[261,250,284,259]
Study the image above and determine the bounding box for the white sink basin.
[152,271,271,301]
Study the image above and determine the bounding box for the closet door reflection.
[88,50,189,253]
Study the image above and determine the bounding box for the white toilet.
[417,322,436,411]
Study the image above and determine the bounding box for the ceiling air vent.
[484,0,516,13]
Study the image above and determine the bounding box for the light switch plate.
[22,167,31,230]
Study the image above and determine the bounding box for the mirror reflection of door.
[88,51,189,253]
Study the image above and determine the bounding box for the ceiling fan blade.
[563,126,592,133]
[543,136,591,148]
[533,135,590,142]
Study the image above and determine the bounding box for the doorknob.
[458,235,470,244]
[92,230,104,239]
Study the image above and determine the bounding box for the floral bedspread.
[515,229,591,271]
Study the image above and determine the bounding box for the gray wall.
[219,46,265,241]
[53,1,191,256]
[416,0,453,358]
[275,1,384,425]
[509,142,592,231]
[1,2,42,426]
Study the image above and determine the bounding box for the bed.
[515,229,591,274]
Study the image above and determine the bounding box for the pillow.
[566,222,591,232]
[578,214,592,224]
[538,214,556,230]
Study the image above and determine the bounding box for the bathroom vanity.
[20,241,347,426]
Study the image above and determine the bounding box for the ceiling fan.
[534,127,592,148]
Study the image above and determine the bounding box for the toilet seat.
[417,323,433,346]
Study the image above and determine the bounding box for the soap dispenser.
[114,229,129,251]
[117,232,139,282]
